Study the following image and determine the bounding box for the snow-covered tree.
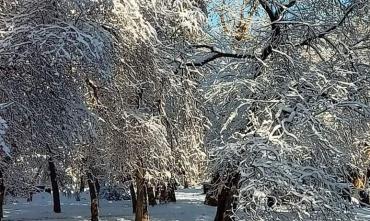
[0,0,208,220]
[191,0,370,220]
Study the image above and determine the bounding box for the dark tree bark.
[184,179,189,189]
[159,183,167,204]
[95,178,100,194]
[27,192,33,202]
[167,182,176,202]
[135,171,149,221]
[147,185,157,206]
[80,175,85,193]
[76,175,85,201]
[130,182,137,213]
[214,187,233,221]
[205,173,219,206]
[0,171,5,219]
[95,178,100,207]
[87,172,99,221]
[214,173,240,221]
[155,184,159,201]
[182,171,188,189]
[49,158,61,213]
[143,183,148,215]
[203,183,211,194]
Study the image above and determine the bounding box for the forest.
[0,0,370,221]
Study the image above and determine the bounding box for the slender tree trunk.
[76,175,84,201]
[95,178,100,194]
[143,183,148,216]
[130,182,137,213]
[49,158,61,213]
[159,183,167,204]
[154,185,159,202]
[135,171,149,221]
[87,172,99,221]
[184,176,189,189]
[80,175,85,193]
[95,178,100,207]
[27,192,33,202]
[0,171,5,220]
[167,182,176,202]
[147,185,156,206]
[214,173,240,221]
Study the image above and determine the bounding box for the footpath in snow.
[3,187,216,221]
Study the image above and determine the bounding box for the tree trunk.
[80,175,85,193]
[214,186,232,221]
[49,158,61,213]
[76,175,84,201]
[155,185,159,201]
[214,173,240,221]
[147,185,156,206]
[167,182,176,202]
[184,177,189,189]
[130,182,137,213]
[0,171,5,219]
[27,192,33,202]
[159,183,167,204]
[205,173,219,206]
[135,171,149,221]
[95,178,100,194]
[95,178,100,207]
[87,172,99,221]
[143,183,148,216]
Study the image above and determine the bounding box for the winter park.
[1,0,370,221]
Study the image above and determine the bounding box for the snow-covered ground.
[4,187,370,221]
[3,188,216,221]
[358,208,370,220]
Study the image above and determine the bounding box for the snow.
[358,208,370,220]
[0,116,10,156]
[3,188,216,221]
[7,187,370,221]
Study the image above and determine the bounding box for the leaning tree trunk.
[49,158,61,213]
[130,182,137,213]
[87,172,99,221]
[135,170,149,221]
[214,173,240,221]
[0,171,5,220]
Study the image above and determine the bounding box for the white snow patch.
[4,187,215,221]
